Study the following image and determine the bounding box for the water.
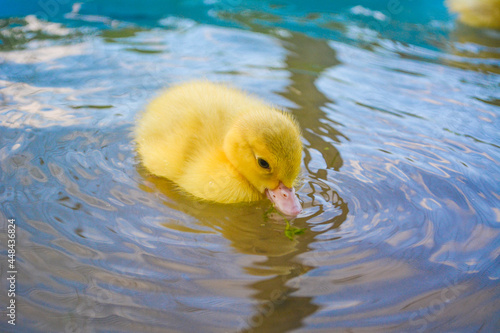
[1,1,499,332]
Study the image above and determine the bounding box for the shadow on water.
[150,173,348,332]
[278,32,346,174]
[238,29,349,332]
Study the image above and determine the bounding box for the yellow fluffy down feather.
[135,81,303,216]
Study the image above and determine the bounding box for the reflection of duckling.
[447,0,500,29]
[136,81,303,216]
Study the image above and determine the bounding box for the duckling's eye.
[257,158,270,169]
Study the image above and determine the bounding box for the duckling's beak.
[265,182,302,217]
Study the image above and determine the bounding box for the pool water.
[1,1,499,332]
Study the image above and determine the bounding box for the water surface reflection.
[0,3,499,333]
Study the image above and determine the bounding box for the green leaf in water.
[264,206,306,241]
[284,219,306,241]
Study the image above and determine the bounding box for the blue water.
[1,1,499,332]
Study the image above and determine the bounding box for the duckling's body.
[447,0,500,29]
[136,81,303,215]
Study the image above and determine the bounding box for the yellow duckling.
[447,0,500,29]
[135,81,303,216]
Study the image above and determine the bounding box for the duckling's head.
[224,109,303,216]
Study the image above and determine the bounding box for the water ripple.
[1,5,499,332]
